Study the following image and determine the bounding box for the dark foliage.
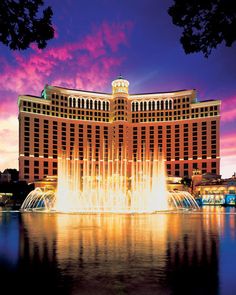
[0,181,34,206]
[0,0,54,50]
[3,168,19,181]
[168,0,236,57]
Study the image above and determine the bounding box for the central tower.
[112,74,129,94]
[111,75,131,181]
[111,75,129,122]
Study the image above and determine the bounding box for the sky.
[0,0,235,177]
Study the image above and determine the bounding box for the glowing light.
[21,145,199,213]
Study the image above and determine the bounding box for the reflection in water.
[1,210,236,294]
[0,211,19,266]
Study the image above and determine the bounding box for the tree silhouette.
[168,0,236,57]
[0,0,54,50]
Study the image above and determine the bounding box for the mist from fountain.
[21,146,199,213]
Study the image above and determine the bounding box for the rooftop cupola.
[111,75,129,95]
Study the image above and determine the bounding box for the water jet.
[21,147,199,213]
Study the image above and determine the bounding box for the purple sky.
[0,0,235,177]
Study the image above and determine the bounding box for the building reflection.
[15,212,227,294]
[0,211,19,267]
[165,211,220,294]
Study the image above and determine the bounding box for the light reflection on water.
[0,208,236,294]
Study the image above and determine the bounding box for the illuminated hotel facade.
[18,76,220,183]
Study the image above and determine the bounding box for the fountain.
[21,146,199,212]
[21,187,55,211]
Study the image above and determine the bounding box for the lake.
[0,207,236,294]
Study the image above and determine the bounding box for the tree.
[168,0,236,57]
[0,0,54,50]
[3,168,19,181]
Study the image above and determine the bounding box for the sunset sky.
[0,0,235,177]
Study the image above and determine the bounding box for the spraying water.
[21,146,199,212]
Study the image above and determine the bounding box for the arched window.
[149,101,152,111]
[106,101,109,111]
[78,98,81,108]
[103,101,106,110]
[152,101,155,110]
[161,100,164,110]
[144,101,147,111]
[69,97,72,107]
[94,100,98,110]
[169,100,173,110]
[90,99,93,109]
[73,97,76,108]
[140,101,143,111]
[86,100,89,109]
[132,102,135,111]
[81,98,84,108]
[165,100,168,110]
[98,100,101,110]
[157,101,160,110]
[135,102,139,111]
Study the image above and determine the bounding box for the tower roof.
[117,74,124,80]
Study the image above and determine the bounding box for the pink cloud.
[221,96,236,123]
[0,21,132,119]
[0,21,133,169]
[0,97,18,118]
[102,22,133,52]
[221,133,236,157]
[220,133,236,178]
[0,116,18,171]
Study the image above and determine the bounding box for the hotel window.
[184,170,188,176]
[34,168,39,174]
[34,161,39,167]
[24,168,29,174]
[202,163,207,168]
[184,163,188,170]
[24,160,29,167]
[210,162,216,168]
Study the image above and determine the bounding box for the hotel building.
[18,76,220,183]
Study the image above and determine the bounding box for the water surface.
[0,207,236,295]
